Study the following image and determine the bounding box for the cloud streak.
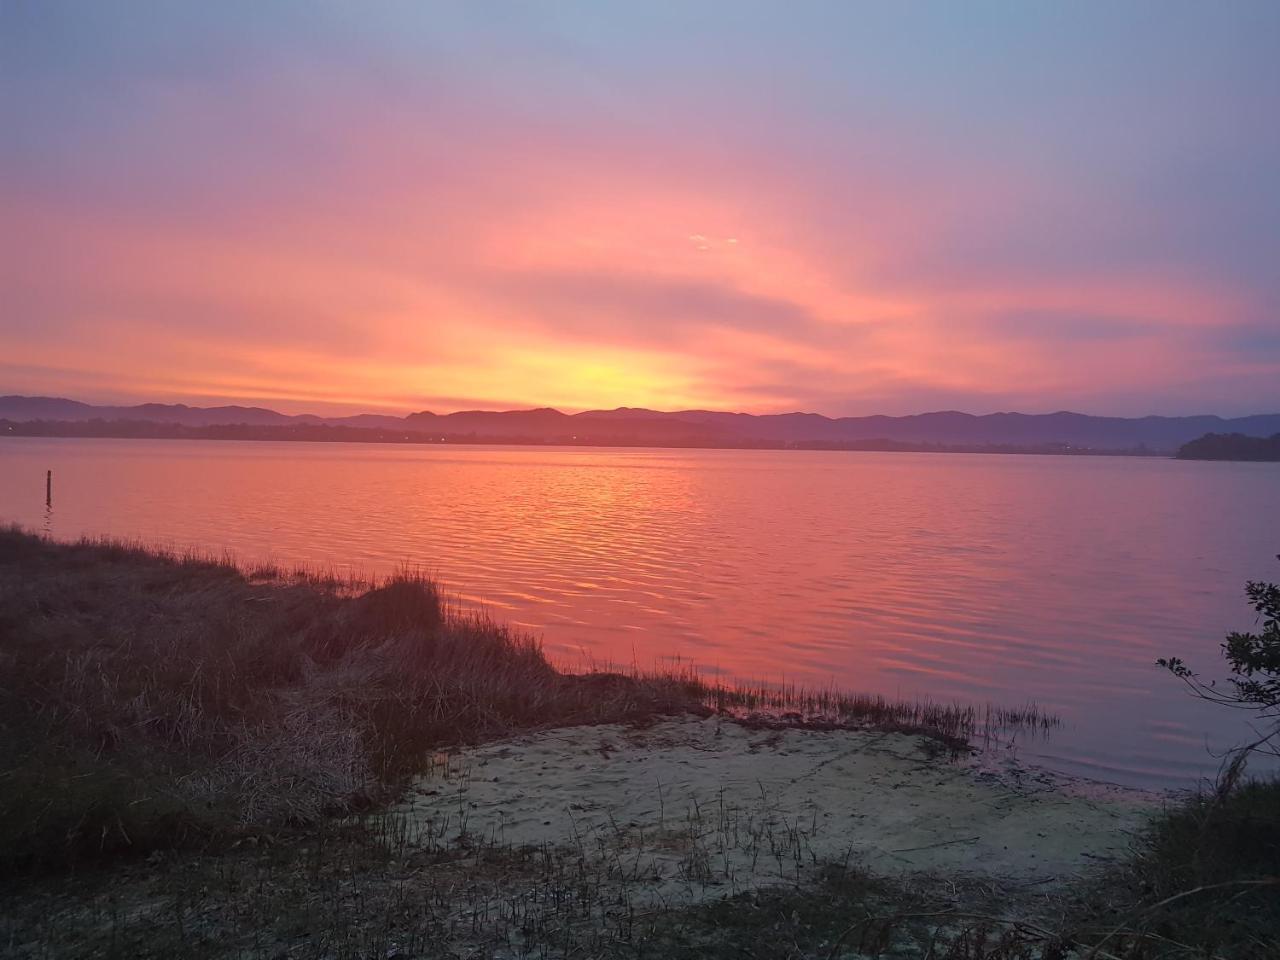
[2,1,1278,416]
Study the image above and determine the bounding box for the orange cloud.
[3,86,1270,418]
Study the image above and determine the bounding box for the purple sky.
[3,1,1278,416]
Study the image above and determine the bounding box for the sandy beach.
[396,717,1155,909]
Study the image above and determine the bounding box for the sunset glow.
[4,2,1278,416]
[6,7,1280,942]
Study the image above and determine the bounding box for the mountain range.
[3,395,1279,452]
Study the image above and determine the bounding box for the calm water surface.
[3,437,1277,789]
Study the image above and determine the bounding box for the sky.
[3,1,1279,418]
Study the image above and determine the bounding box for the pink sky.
[4,2,1278,416]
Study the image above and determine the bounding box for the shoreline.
[2,527,1275,958]
[2,718,1160,960]
[0,526,1055,870]
[394,717,1156,907]
[1,424,1174,458]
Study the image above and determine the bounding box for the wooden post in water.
[46,470,51,506]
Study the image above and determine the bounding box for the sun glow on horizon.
[3,3,1278,417]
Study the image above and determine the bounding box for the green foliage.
[1223,575,1280,709]
[1089,777,1280,959]
[1158,555,1280,748]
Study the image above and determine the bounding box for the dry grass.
[0,821,1054,960]
[14,800,1267,960]
[698,677,1057,753]
[0,527,702,869]
[1071,775,1280,959]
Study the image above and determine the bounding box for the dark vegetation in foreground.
[1080,777,1279,959]
[2,528,1276,958]
[0,527,694,869]
[3,779,1275,959]
[650,778,1280,960]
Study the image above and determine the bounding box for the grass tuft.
[0,527,695,869]
[1076,775,1280,957]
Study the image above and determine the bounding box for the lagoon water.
[3,436,1277,789]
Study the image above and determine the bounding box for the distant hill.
[1176,432,1280,461]
[3,395,1279,453]
[0,396,303,427]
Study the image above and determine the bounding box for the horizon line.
[4,393,1280,423]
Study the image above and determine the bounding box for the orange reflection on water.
[3,437,1278,788]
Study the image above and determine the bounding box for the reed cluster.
[0,527,699,868]
[700,678,1057,752]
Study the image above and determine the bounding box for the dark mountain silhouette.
[2,395,1278,453]
[0,397,303,427]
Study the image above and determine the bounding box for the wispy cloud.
[2,1,1277,416]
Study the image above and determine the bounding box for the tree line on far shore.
[1176,432,1280,461]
